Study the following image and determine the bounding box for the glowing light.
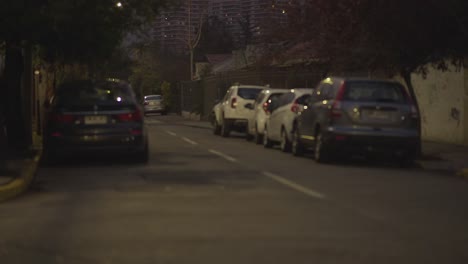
[116,2,122,8]
[116,97,122,102]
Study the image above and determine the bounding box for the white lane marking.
[182,137,198,145]
[165,130,177,136]
[146,119,163,124]
[208,149,237,163]
[262,171,326,200]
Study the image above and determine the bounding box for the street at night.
[1,115,467,264]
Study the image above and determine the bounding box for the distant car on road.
[263,88,313,151]
[212,84,266,137]
[143,94,167,115]
[43,79,148,163]
[246,88,287,144]
[292,77,420,165]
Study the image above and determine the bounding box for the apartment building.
[153,0,291,54]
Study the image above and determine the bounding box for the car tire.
[221,118,230,137]
[280,128,291,152]
[291,128,304,156]
[263,126,273,148]
[213,119,222,135]
[254,125,262,145]
[314,130,331,163]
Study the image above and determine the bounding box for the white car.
[212,84,266,137]
[263,88,314,151]
[246,88,287,144]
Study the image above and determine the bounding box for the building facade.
[152,0,291,54]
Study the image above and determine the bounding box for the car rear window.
[55,81,136,107]
[343,81,408,103]
[237,88,263,100]
[145,95,162,100]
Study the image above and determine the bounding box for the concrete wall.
[411,64,467,145]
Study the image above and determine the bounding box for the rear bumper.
[225,118,248,131]
[323,129,420,157]
[46,134,146,155]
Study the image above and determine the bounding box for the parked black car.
[43,79,148,163]
[292,77,420,166]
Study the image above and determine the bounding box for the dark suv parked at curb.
[292,77,420,166]
[43,79,149,164]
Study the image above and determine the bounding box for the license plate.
[84,115,107,125]
[365,110,391,120]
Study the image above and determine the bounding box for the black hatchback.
[43,79,148,163]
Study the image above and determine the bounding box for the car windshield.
[343,81,407,103]
[238,88,263,99]
[55,81,135,107]
[145,95,162,100]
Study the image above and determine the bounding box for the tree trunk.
[4,41,28,154]
[401,69,422,156]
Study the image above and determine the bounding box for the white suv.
[246,88,287,144]
[212,84,266,137]
[263,88,314,151]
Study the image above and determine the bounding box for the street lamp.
[116,2,123,8]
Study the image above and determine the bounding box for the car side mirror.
[244,103,254,110]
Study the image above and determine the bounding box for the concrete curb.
[0,153,41,203]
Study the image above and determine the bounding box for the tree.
[0,0,170,152]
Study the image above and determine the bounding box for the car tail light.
[130,129,143,135]
[115,109,143,122]
[263,102,269,113]
[50,113,75,123]
[410,105,419,119]
[330,81,346,119]
[231,97,237,108]
[291,102,300,113]
[403,91,419,119]
[51,132,63,137]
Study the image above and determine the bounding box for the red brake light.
[50,113,75,123]
[231,97,237,108]
[403,89,419,119]
[291,102,300,113]
[116,109,142,122]
[263,102,269,113]
[330,81,346,119]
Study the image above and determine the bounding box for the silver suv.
[292,77,420,165]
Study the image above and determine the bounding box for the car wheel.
[280,128,291,152]
[221,118,230,137]
[314,130,331,163]
[213,119,221,135]
[291,128,304,156]
[263,126,273,148]
[254,124,262,145]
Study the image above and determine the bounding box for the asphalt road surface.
[1,115,467,264]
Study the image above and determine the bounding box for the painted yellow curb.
[0,154,41,202]
[456,168,468,179]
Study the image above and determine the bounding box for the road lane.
[0,115,467,263]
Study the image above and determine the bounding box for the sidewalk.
[0,151,41,202]
[177,115,468,178]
